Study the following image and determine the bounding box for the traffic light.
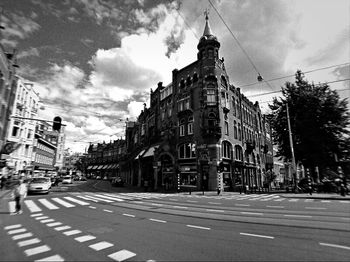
[52,116,62,132]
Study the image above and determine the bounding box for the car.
[28,177,51,194]
[80,176,87,181]
[111,177,124,187]
[62,176,73,184]
[96,176,101,180]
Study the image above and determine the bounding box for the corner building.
[123,15,273,191]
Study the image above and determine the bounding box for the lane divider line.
[240,232,274,239]
[186,225,211,230]
[319,242,350,250]
[149,218,167,223]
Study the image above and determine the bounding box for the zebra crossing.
[8,192,169,213]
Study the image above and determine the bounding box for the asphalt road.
[0,180,349,261]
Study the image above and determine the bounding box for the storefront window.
[180,173,197,186]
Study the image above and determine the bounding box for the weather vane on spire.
[204,8,209,20]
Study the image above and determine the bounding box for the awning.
[95,165,103,170]
[105,164,112,169]
[143,145,159,158]
[102,165,109,169]
[135,149,146,160]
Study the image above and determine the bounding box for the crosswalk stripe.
[90,193,124,202]
[12,232,33,240]
[4,224,22,230]
[47,222,63,227]
[76,195,99,202]
[64,196,90,205]
[74,235,96,242]
[18,238,41,247]
[63,230,81,236]
[38,199,59,210]
[54,226,71,231]
[24,200,42,213]
[82,195,114,203]
[51,198,75,208]
[35,254,65,262]
[108,250,136,261]
[8,228,27,235]
[24,245,51,256]
[31,213,44,217]
[89,241,114,251]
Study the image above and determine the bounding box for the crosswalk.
[7,192,349,214]
[8,192,168,213]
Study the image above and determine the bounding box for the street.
[0,180,349,261]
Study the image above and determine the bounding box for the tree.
[268,70,350,179]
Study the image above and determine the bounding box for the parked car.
[80,176,87,181]
[28,177,51,194]
[111,177,124,187]
[62,176,73,184]
[95,176,101,180]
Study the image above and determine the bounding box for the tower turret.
[197,11,220,60]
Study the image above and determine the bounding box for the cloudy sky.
[1,0,349,153]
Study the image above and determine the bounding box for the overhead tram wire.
[175,8,199,41]
[238,62,350,88]
[207,0,276,92]
[246,79,350,99]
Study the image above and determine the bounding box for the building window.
[234,121,238,139]
[186,76,192,86]
[221,75,228,89]
[178,96,190,112]
[193,73,198,83]
[222,141,232,159]
[235,145,243,161]
[178,143,196,159]
[180,79,185,88]
[179,119,185,137]
[238,123,242,140]
[12,126,19,137]
[207,89,216,105]
[224,121,229,135]
[188,116,194,135]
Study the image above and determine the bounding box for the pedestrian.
[12,179,27,214]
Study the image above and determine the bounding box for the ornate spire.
[203,9,213,36]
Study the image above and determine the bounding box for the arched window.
[234,121,237,139]
[222,141,232,159]
[179,118,185,137]
[235,145,243,161]
[188,116,194,135]
[186,76,192,86]
[208,112,216,127]
[193,73,198,83]
[221,75,228,89]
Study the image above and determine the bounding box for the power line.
[175,8,199,40]
[238,62,350,88]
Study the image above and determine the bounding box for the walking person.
[12,179,27,214]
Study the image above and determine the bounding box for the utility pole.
[286,102,297,192]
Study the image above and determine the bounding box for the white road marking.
[18,238,41,247]
[4,224,22,230]
[52,198,75,208]
[173,206,188,209]
[289,199,299,202]
[63,230,82,236]
[186,225,211,230]
[305,207,326,210]
[93,193,124,202]
[30,213,43,217]
[284,215,312,218]
[24,245,51,256]
[24,200,42,213]
[240,232,274,239]
[75,235,96,242]
[339,200,350,203]
[123,213,135,217]
[208,202,221,205]
[266,205,285,208]
[151,203,163,206]
[12,233,33,240]
[103,209,113,213]
[76,195,98,202]
[54,226,71,231]
[149,218,167,223]
[35,254,65,262]
[235,204,250,207]
[321,200,331,203]
[47,222,63,227]
[88,206,97,209]
[206,209,224,213]
[89,241,114,251]
[82,195,113,203]
[320,242,350,250]
[305,199,314,202]
[40,219,55,223]
[108,250,136,261]
[8,228,27,235]
[35,216,49,220]
[64,196,89,205]
[38,199,59,210]
[240,212,263,216]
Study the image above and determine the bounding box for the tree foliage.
[268,71,350,175]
